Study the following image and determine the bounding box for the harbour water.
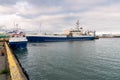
[14,38,120,80]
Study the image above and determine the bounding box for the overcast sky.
[0,0,120,33]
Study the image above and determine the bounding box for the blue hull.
[9,41,27,49]
[26,36,95,42]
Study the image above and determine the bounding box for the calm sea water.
[14,38,120,80]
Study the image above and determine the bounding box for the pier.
[0,40,29,80]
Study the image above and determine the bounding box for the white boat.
[8,30,28,49]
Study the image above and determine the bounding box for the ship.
[26,20,96,42]
[8,30,28,49]
[0,31,9,41]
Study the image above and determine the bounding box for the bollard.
[1,47,5,56]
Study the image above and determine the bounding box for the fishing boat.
[8,30,28,49]
[0,32,9,41]
[26,20,96,42]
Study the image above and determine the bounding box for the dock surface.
[0,41,28,80]
[0,55,6,80]
[0,42,10,80]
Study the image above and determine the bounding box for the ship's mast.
[14,21,19,30]
[76,20,80,31]
[39,23,41,33]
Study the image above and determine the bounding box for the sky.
[0,0,120,34]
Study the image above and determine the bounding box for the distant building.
[101,34,113,38]
[113,34,120,38]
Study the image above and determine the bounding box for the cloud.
[0,0,17,5]
[0,0,120,33]
[77,3,120,32]
[26,0,64,7]
[14,1,63,18]
[56,0,111,12]
[0,5,16,14]
[17,6,62,18]
[31,1,120,33]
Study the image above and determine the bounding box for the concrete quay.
[0,41,29,80]
[0,42,10,80]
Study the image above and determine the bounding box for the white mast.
[76,20,80,31]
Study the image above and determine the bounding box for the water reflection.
[13,48,28,60]
[28,43,47,47]
[13,48,28,54]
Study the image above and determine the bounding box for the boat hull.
[26,36,95,42]
[9,41,27,49]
